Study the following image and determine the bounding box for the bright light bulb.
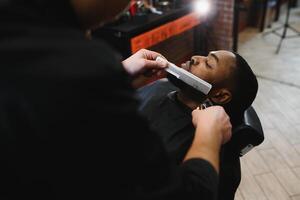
[193,0,210,16]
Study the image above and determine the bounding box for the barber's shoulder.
[45,33,126,78]
[85,38,124,70]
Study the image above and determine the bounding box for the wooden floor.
[235,7,300,200]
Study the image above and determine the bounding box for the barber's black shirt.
[0,1,219,200]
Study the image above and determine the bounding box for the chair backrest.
[230,106,264,157]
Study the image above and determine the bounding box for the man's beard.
[167,73,207,103]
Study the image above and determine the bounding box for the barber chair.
[218,106,264,199]
[230,106,264,157]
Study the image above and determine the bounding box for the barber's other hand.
[122,49,167,77]
[192,106,232,145]
[184,106,232,172]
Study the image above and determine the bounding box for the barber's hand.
[184,106,232,172]
[192,106,232,145]
[122,49,167,77]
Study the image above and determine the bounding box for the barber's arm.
[184,106,232,173]
[170,106,232,200]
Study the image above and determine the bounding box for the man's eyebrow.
[210,53,219,63]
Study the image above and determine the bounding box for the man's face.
[181,50,236,88]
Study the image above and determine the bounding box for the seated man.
[136,50,258,200]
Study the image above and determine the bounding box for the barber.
[0,0,231,199]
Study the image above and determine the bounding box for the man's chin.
[167,74,207,102]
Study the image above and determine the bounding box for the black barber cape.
[137,79,241,200]
[0,1,218,199]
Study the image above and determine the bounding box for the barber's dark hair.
[1,0,75,25]
[223,52,258,126]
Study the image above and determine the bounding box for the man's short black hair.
[224,52,258,125]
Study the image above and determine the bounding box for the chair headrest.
[227,106,264,157]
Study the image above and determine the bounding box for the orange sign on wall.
[131,12,202,53]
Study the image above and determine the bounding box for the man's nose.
[191,56,205,65]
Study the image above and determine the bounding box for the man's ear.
[210,89,232,105]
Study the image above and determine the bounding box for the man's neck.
[176,91,204,110]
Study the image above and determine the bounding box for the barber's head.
[181,50,258,118]
[4,0,130,30]
[70,0,130,29]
